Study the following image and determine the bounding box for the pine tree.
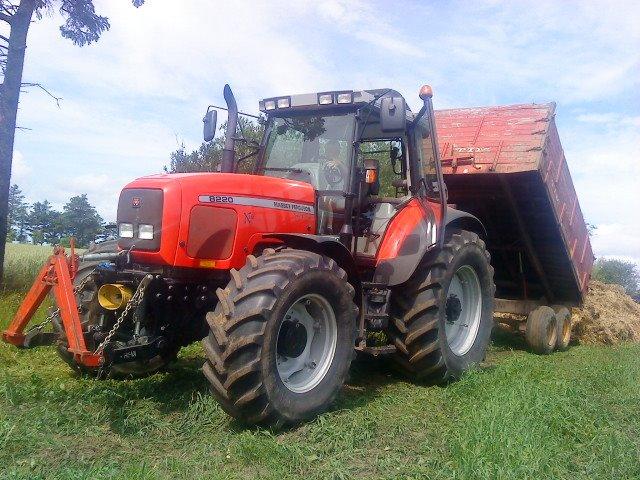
[6,183,27,241]
[60,194,103,247]
[27,200,60,245]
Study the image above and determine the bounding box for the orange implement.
[1,245,102,368]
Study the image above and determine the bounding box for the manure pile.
[572,281,640,345]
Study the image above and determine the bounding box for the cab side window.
[358,139,407,198]
[414,129,440,200]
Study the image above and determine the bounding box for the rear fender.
[373,199,438,287]
[445,207,487,239]
[373,207,486,288]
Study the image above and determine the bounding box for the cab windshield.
[260,113,355,190]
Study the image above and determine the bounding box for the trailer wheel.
[388,229,495,381]
[553,306,571,351]
[525,306,557,354]
[202,248,357,426]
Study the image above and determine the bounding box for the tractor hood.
[117,173,316,269]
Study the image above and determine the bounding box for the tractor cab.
[251,87,446,279]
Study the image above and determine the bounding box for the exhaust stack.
[220,84,238,173]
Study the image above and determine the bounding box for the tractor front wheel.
[202,248,357,427]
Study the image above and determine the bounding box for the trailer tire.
[388,229,495,381]
[202,248,357,427]
[553,306,571,351]
[525,306,557,354]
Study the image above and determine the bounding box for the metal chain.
[94,274,153,355]
[26,308,61,333]
[24,268,97,334]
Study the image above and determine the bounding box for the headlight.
[318,93,333,105]
[276,97,290,108]
[138,224,154,240]
[336,92,353,104]
[119,223,134,238]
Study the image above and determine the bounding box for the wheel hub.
[445,294,463,324]
[276,293,338,394]
[444,265,483,357]
[277,321,308,358]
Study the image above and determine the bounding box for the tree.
[592,258,639,297]
[165,116,264,174]
[0,0,143,284]
[60,193,102,247]
[27,199,60,244]
[6,182,27,240]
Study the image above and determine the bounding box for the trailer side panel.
[432,103,593,305]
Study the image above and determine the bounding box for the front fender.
[262,234,361,299]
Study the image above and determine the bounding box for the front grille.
[117,188,163,251]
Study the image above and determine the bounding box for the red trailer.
[433,103,594,352]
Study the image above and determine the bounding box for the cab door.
[372,128,443,286]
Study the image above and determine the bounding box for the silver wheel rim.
[444,265,483,356]
[276,293,337,393]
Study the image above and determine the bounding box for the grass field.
[1,245,639,479]
[1,243,87,293]
[2,243,58,292]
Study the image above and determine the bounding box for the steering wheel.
[322,160,345,186]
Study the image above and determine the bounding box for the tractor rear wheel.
[202,248,357,427]
[387,230,495,381]
[53,241,180,378]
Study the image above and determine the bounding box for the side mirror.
[380,96,406,132]
[203,109,217,142]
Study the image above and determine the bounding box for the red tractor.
[3,85,495,425]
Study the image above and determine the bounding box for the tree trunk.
[0,0,36,286]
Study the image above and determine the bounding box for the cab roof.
[259,88,416,124]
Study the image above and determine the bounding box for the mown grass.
[1,245,639,479]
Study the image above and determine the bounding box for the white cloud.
[591,223,640,266]
[10,151,31,182]
[411,0,640,105]
[25,171,127,222]
[577,113,640,126]
[313,0,426,58]
[23,1,335,105]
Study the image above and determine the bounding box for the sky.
[7,0,640,263]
